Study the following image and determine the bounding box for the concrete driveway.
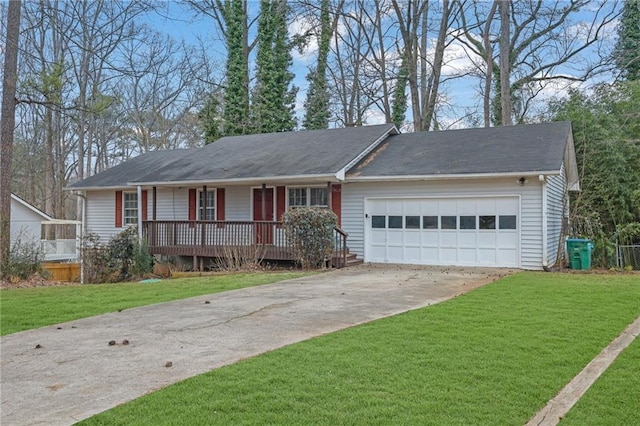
[1,264,513,426]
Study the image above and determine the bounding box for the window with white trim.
[288,187,328,208]
[123,192,138,225]
[198,190,216,220]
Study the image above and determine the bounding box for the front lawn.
[0,271,312,335]
[79,273,640,425]
[561,337,640,425]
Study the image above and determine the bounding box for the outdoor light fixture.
[518,177,528,186]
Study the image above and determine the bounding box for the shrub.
[82,227,154,283]
[8,232,46,280]
[283,207,337,269]
[81,233,110,284]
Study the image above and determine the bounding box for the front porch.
[141,220,358,269]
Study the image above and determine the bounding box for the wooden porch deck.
[142,220,352,267]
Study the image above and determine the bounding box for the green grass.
[561,338,640,425]
[78,272,640,425]
[0,272,312,335]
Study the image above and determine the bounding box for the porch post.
[327,181,332,210]
[261,183,266,220]
[136,185,143,242]
[202,185,207,220]
[152,186,157,220]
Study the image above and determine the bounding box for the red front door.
[253,188,274,244]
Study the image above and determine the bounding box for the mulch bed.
[0,273,79,289]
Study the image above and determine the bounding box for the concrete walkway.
[1,264,510,426]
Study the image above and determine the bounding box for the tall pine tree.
[302,0,331,130]
[615,0,640,81]
[252,0,297,133]
[221,0,251,137]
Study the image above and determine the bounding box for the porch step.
[332,252,363,268]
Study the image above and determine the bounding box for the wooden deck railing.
[142,220,350,267]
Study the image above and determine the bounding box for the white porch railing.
[41,239,79,261]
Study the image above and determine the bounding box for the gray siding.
[342,179,545,270]
[546,163,567,266]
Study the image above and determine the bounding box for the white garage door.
[366,197,519,267]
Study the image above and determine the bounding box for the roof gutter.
[346,170,561,182]
[130,173,339,188]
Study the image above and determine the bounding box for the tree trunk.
[483,2,498,127]
[499,0,512,126]
[0,0,22,279]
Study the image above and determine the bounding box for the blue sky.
[141,0,621,129]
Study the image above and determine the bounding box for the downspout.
[540,174,550,272]
[76,191,87,284]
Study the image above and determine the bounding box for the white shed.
[9,194,52,246]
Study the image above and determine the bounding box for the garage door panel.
[421,247,439,262]
[371,230,386,244]
[387,246,403,262]
[478,249,497,264]
[366,197,519,267]
[457,199,477,215]
[440,248,457,263]
[458,232,476,247]
[458,248,477,263]
[404,231,421,245]
[477,233,497,248]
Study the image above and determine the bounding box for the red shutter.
[276,186,286,223]
[115,191,123,227]
[216,188,225,227]
[141,190,148,221]
[332,184,342,226]
[188,188,197,220]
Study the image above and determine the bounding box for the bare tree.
[1,0,21,279]
[457,0,621,125]
[391,0,457,131]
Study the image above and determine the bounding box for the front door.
[253,188,274,244]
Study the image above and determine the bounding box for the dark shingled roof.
[131,124,396,183]
[67,149,195,189]
[348,122,572,177]
[68,124,397,189]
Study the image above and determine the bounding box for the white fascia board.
[337,125,399,179]
[130,173,339,188]
[346,170,561,182]
[64,185,133,192]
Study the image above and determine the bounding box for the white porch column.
[137,185,143,242]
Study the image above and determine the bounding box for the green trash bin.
[566,238,593,270]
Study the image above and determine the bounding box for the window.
[310,188,328,207]
[405,216,420,229]
[199,190,216,220]
[288,187,328,208]
[123,192,138,225]
[441,216,457,229]
[372,216,386,229]
[388,216,403,229]
[479,216,496,230]
[499,215,517,230]
[288,188,307,207]
[423,216,438,229]
[460,216,476,230]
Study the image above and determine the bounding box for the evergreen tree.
[200,93,223,144]
[252,0,297,133]
[615,0,640,81]
[221,0,251,136]
[302,0,331,130]
[391,52,408,129]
